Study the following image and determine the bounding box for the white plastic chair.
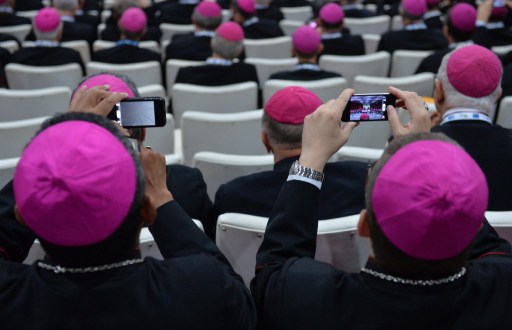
[390,50,433,77]
[0,40,19,54]
[362,33,380,54]
[172,81,258,127]
[344,16,391,35]
[319,51,391,87]
[497,96,512,129]
[93,40,160,53]
[263,77,350,104]
[216,213,370,287]
[485,211,512,243]
[144,114,183,164]
[354,72,435,97]
[181,110,267,165]
[0,157,19,188]
[0,24,32,43]
[165,59,204,96]
[280,6,312,21]
[336,146,384,163]
[492,44,512,56]
[160,23,195,42]
[279,19,303,36]
[245,57,298,86]
[0,87,71,121]
[0,117,49,159]
[86,61,162,86]
[193,151,274,200]
[138,84,167,99]
[5,63,83,89]
[391,15,403,30]
[15,10,38,21]
[243,36,292,59]
[344,121,391,149]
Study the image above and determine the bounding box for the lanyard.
[243,17,259,27]
[404,23,427,31]
[321,32,342,39]
[441,112,492,125]
[116,40,139,47]
[35,40,59,47]
[195,31,215,37]
[295,64,320,71]
[206,58,233,66]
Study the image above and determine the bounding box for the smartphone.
[494,0,506,7]
[109,97,167,128]
[341,93,396,122]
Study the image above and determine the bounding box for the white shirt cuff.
[287,174,322,190]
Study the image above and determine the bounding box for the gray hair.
[262,112,303,149]
[34,21,63,41]
[211,35,244,60]
[53,0,79,11]
[192,11,222,30]
[437,48,501,116]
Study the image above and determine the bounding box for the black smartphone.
[341,93,396,122]
[108,97,167,128]
[494,0,506,7]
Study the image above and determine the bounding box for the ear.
[317,43,324,55]
[261,130,272,153]
[357,209,371,238]
[140,128,146,142]
[434,79,445,111]
[291,47,297,57]
[14,205,26,226]
[140,194,157,227]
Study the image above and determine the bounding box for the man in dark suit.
[423,0,443,29]
[318,3,365,56]
[256,0,284,22]
[270,26,341,81]
[431,44,512,211]
[416,2,476,74]
[165,1,222,62]
[473,0,512,48]
[232,0,284,39]
[0,0,32,27]
[175,22,259,86]
[11,8,86,74]
[93,7,160,64]
[340,0,375,18]
[271,0,312,7]
[53,0,96,46]
[13,0,42,11]
[377,0,447,53]
[0,46,10,87]
[210,86,366,238]
[157,0,200,24]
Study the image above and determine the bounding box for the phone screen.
[344,94,389,122]
[109,97,166,128]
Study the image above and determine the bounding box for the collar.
[423,10,441,20]
[0,7,13,13]
[195,30,215,37]
[486,21,505,29]
[35,40,60,47]
[321,32,342,39]
[243,16,259,27]
[274,156,300,171]
[60,15,75,23]
[441,108,493,125]
[206,57,233,66]
[448,40,473,49]
[178,0,200,4]
[256,4,269,9]
[295,63,320,71]
[404,22,428,31]
[116,39,139,47]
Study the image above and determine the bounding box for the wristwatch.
[289,160,324,182]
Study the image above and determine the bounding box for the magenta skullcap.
[34,8,61,32]
[79,74,135,97]
[320,3,345,24]
[447,45,502,98]
[14,121,138,247]
[402,0,427,16]
[372,140,488,260]
[265,86,322,124]
[216,22,244,41]
[293,26,321,54]
[195,1,221,17]
[236,0,256,14]
[0,0,6,4]
[120,7,147,33]
[449,3,476,32]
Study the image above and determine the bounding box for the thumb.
[387,105,403,137]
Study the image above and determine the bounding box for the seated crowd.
[0,0,512,328]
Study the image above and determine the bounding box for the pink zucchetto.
[195,1,221,17]
[401,0,427,17]
[320,3,345,24]
[14,121,138,247]
[293,25,321,54]
[79,74,135,97]
[120,7,147,33]
[236,0,256,14]
[34,8,61,32]
[265,86,322,125]
[372,140,488,260]
[216,22,244,42]
[449,3,476,33]
[447,45,502,98]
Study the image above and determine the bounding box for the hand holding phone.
[108,97,167,128]
[341,93,396,122]
[386,86,431,138]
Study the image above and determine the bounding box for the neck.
[272,148,302,163]
[58,9,75,17]
[298,57,318,64]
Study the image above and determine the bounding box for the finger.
[95,92,128,116]
[332,88,354,118]
[341,121,358,135]
[90,84,110,92]
[394,99,405,109]
[387,105,404,137]
[68,85,88,111]
[387,86,408,100]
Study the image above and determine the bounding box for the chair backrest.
[0,157,19,188]
[391,15,402,30]
[86,61,162,86]
[181,110,267,165]
[62,40,91,63]
[344,16,391,35]
[336,146,384,163]
[496,96,512,128]
[0,87,71,121]
[216,213,370,287]
[263,77,350,104]
[159,23,195,41]
[390,50,433,77]
[280,6,312,21]
[492,44,512,56]
[144,113,175,155]
[319,51,391,87]
[279,19,303,36]
[354,72,435,97]
[16,10,38,20]
[0,24,32,43]
[93,40,160,53]
[485,211,512,243]
[344,120,391,149]
[138,84,167,99]
[243,36,292,59]
[172,81,258,126]
[362,33,380,54]
[245,57,298,86]
[165,59,204,96]
[0,40,19,54]
[193,151,274,200]
[5,63,83,89]
[0,117,49,159]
